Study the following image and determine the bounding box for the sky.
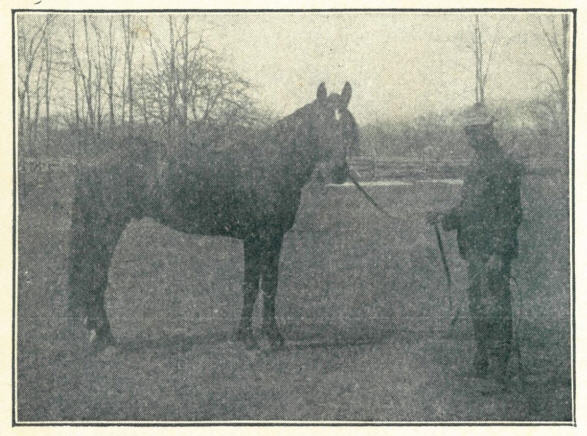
[19,11,571,126]
[193,12,568,124]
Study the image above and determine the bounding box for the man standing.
[427,103,523,384]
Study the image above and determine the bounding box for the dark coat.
[442,141,523,260]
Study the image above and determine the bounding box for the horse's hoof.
[243,336,259,350]
[234,327,258,350]
[269,338,286,351]
[99,345,118,359]
[263,328,286,351]
[89,329,117,355]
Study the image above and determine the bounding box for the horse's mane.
[76,99,359,171]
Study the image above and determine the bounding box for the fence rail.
[348,156,567,180]
[18,155,568,199]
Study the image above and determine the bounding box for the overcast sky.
[193,12,569,123]
[19,11,571,125]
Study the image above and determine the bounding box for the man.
[427,103,523,385]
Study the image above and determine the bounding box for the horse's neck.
[277,114,319,192]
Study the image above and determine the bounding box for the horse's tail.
[66,164,93,320]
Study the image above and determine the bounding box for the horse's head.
[312,82,358,184]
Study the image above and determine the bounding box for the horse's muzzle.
[331,160,349,184]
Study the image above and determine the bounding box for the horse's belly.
[152,166,301,238]
[150,190,256,238]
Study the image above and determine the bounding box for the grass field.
[16,171,571,422]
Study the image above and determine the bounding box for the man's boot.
[473,347,489,378]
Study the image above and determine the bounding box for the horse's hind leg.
[69,211,129,352]
[235,237,262,349]
[260,234,285,349]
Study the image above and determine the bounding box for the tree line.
[18,14,266,159]
[17,13,570,163]
[359,95,567,164]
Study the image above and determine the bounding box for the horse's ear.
[317,82,327,104]
[341,82,352,108]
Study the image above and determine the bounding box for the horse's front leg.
[261,234,285,349]
[235,237,262,349]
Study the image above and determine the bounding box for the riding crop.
[435,222,462,328]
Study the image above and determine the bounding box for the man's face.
[464,124,493,151]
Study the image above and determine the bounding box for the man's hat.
[460,103,496,128]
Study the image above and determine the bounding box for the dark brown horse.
[68,83,358,351]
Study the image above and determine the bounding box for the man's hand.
[426,211,443,226]
[486,254,503,272]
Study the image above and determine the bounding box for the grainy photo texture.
[15,10,573,423]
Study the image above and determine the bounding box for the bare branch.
[482,20,500,87]
[540,17,563,68]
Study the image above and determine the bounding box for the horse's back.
[71,132,301,239]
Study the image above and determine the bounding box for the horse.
[68,82,359,352]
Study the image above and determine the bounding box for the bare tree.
[145,25,165,126]
[68,16,97,131]
[104,16,119,131]
[91,19,104,135]
[81,16,95,129]
[121,15,136,134]
[70,17,80,131]
[539,14,570,143]
[167,15,178,143]
[19,13,261,161]
[67,15,110,138]
[178,15,196,129]
[17,15,55,198]
[31,51,44,147]
[472,15,499,104]
[17,15,53,145]
[139,53,149,128]
[43,15,53,148]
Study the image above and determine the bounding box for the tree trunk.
[83,16,94,131]
[108,16,116,132]
[561,15,570,145]
[473,15,485,104]
[71,19,80,132]
[180,15,189,129]
[168,15,177,151]
[122,15,135,136]
[44,22,51,150]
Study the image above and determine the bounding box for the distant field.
[16,171,571,422]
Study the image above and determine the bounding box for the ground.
[16,171,571,422]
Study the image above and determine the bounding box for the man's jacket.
[442,142,523,260]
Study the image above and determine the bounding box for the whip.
[433,222,453,312]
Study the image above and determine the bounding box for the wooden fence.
[348,155,567,180]
[18,155,568,199]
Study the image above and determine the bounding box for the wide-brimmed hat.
[460,103,496,128]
